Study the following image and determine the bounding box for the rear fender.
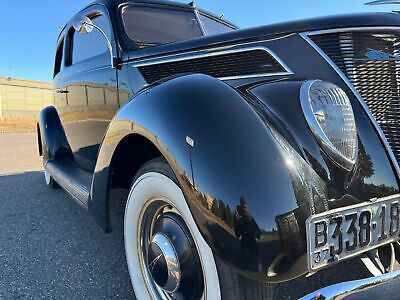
[38,106,73,164]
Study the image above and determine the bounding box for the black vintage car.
[38,0,400,298]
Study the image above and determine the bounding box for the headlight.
[300,80,358,170]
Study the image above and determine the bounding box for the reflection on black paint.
[211,199,234,229]
[234,197,261,253]
[234,197,262,270]
[349,142,399,202]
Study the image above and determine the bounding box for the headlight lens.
[301,80,358,170]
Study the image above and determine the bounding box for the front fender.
[91,74,328,282]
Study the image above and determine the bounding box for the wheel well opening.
[107,134,163,231]
[110,134,162,190]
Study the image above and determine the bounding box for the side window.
[70,13,112,65]
[54,37,64,77]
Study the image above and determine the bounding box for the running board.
[46,159,92,208]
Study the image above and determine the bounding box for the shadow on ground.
[0,171,135,299]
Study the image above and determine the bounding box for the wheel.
[124,157,220,299]
[44,169,59,189]
[124,157,273,300]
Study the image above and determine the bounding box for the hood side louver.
[134,47,291,84]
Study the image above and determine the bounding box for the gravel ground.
[0,133,134,299]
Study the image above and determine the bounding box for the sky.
[0,0,398,82]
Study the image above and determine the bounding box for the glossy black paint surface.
[38,106,73,163]
[250,81,400,204]
[93,74,311,281]
[91,74,400,282]
[40,0,400,283]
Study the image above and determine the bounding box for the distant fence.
[0,77,54,120]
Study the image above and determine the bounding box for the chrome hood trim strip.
[300,27,400,180]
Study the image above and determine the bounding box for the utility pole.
[8,67,12,80]
[186,136,195,188]
[2,66,12,121]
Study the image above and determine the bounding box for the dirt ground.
[0,118,37,133]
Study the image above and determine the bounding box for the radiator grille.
[310,30,400,163]
[136,48,288,84]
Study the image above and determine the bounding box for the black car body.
[38,0,400,298]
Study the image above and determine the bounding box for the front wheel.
[124,157,273,299]
[124,158,220,299]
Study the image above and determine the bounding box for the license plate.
[306,194,400,272]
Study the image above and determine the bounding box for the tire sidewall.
[124,171,221,300]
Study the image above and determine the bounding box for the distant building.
[0,77,54,119]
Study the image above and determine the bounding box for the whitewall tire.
[124,159,221,300]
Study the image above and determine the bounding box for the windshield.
[198,13,235,36]
[121,6,236,47]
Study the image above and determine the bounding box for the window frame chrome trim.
[195,10,238,35]
[131,45,294,81]
[300,27,400,179]
[194,9,207,36]
[65,5,116,68]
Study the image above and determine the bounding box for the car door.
[55,6,119,172]
[53,29,66,111]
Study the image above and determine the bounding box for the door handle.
[56,89,69,94]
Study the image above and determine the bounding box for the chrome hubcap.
[139,201,204,299]
[147,233,181,293]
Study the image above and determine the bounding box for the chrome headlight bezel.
[300,80,358,171]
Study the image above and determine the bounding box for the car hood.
[128,12,400,61]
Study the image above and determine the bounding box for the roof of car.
[95,0,195,10]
